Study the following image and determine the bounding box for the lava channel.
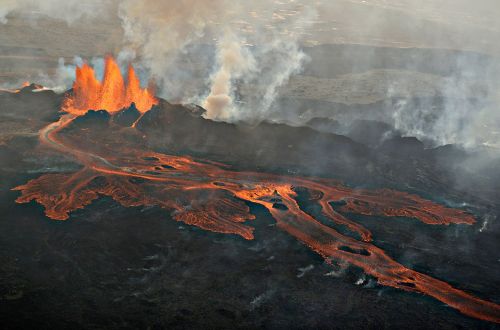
[11,63,500,323]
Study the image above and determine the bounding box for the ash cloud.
[1,0,315,123]
[1,0,499,151]
[116,0,316,122]
[0,0,112,25]
[203,30,256,119]
[327,1,500,150]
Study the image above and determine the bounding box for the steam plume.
[116,0,316,121]
[1,0,499,150]
[0,0,111,25]
[203,30,256,119]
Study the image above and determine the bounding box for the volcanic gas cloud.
[12,60,500,324]
[62,56,157,115]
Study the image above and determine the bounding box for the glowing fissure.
[62,56,157,115]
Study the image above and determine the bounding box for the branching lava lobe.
[12,105,499,323]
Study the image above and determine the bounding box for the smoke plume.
[0,0,112,25]
[116,0,316,121]
[1,0,499,150]
[203,30,256,119]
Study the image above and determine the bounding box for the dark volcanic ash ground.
[0,80,499,328]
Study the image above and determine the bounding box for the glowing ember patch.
[62,56,157,115]
[0,81,32,93]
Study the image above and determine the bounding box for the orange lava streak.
[62,56,157,115]
[0,81,31,93]
[12,114,500,323]
[235,185,500,323]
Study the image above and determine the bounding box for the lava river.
[11,61,500,323]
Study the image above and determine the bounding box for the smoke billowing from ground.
[116,0,315,121]
[1,0,499,149]
[0,0,112,25]
[2,0,314,122]
[202,30,255,119]
[387,54,500,149]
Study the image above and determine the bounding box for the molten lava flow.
[62,56,157,115]
[0,81,31,93]
[12,111,500,324]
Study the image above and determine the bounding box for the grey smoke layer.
[1,0,499,149]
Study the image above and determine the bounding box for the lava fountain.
[11,59,500,324]
[62,56,157,115]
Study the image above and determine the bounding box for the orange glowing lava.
[62,56,157,115]
[11,105,500,323]
[0,81,31,93]
[20,81,30,89]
